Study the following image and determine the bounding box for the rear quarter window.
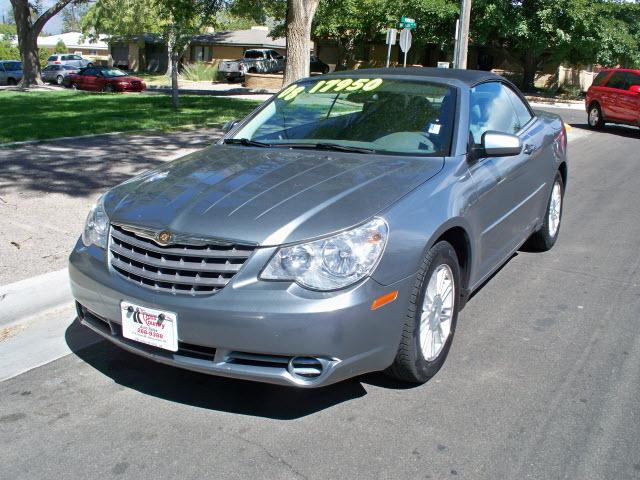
[591,71,609,87]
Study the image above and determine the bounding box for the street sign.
[386,28,397,45]
[399,28,412,53]
[399,16,417,29]
[399,28,412,68]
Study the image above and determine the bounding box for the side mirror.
[629,85,640,94]
[480,131,522,157]
[222,119,240,133]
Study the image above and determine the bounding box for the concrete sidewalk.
[0,128,222,286]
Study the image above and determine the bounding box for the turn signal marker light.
[371,290,398,311]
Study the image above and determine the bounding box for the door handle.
[523,144,536,155]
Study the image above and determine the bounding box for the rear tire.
[7,78,16,86]
[588,103,604,129]
[103,84,114,93]
[71,83,78,90]
[386,241,461,384]
[525,172,564,252]
[87,62,94,68]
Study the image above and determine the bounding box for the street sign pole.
[385,28,397,68]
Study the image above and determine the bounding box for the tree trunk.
[522,52,538,92]
[283,0,320,85]
[165,28,180,110]
[11,0,42,87]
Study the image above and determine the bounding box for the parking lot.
[1,106,639,480]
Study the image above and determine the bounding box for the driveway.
[0,129,221,285]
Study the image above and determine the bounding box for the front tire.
[56,75,64,85]
[103,84,114,93]
[526,172,564,251]
[386,241,461,384]
[588,103,604,129]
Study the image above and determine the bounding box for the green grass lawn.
[0,90,261,144]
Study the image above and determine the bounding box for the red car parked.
[586,68,640,130]
[64,66,146,93]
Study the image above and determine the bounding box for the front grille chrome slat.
[110,227,253,259]
[109,225,255,296]
[110,243,244,274]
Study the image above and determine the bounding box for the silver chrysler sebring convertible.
[69,68,567,388]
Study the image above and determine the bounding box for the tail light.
[54,61,61,64]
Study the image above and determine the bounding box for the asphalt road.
[2,107,639,480]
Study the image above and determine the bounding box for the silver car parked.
[70,68,568,388]
[0,60,23,85]
[41,64,78,85]
[47,53,93,68]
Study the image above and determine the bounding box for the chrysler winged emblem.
[157,230,172,245]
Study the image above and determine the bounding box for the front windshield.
[100,68,127,77]
[232,77,456,156]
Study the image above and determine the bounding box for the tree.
[284,0,320,84]
[83,0,224,108]
[55,39,68,52]
[62,3,89,32]
[10,0,81,87]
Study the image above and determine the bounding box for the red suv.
[586,69,640,130]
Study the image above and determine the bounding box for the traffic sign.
[399,28,412,53]
[386,28,397,45]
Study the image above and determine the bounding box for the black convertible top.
[328,67,503,87]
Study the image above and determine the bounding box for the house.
[12,32,110,58]
[109,26,287,73]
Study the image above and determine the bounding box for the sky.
[1,0,65,34]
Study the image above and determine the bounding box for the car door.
[617,72,640,123]
[467,81,546,279]
[601,71,628,121]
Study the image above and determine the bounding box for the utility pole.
[453,0,472,69]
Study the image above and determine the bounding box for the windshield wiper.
[223,138,271,148]
[276,142,377,154]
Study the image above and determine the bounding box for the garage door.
[111,44,129,69]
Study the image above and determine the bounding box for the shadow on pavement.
[571,122,640,139]
[0,130,218,197]
[65,317,370,419]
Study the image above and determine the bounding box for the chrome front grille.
[109,225,255,296]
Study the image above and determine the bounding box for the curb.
[0,268,72,326]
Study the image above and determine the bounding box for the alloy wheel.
[419,264,455,361]
[548,180,562,237]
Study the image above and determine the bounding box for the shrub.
[181,61,219,82]
[0,40,19,60]
[55,40,68,53]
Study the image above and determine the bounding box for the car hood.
[104,145,443,246]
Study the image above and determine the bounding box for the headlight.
[261,218,388,291]
[82,196,109,249]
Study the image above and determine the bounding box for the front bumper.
[69,240,412,388]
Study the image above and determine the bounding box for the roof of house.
[12,32,109,51]
[190,27,286,49]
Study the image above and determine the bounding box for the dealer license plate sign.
[121,301,178,352]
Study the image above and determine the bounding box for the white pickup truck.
[218,49,285,82]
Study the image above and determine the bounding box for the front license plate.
[121,301,178,352]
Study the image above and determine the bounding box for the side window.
[625,73,640,88]
[0,63,5,72]
[605,72,627,90]
[83,68,96,76]
[504,86,533,130]
[469,82,520,144]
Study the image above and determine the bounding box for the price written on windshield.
[278,78,384,101]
